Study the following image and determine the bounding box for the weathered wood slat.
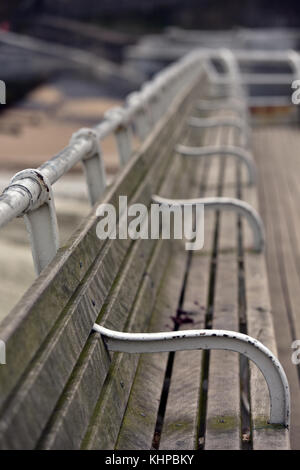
[112,111,212,450]
[158,233,212,449]
[204,180,241,450]
[36,146,189,450]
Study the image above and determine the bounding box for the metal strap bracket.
[152,195,265,252]
[176,144,256,185]
[104,107,132,166]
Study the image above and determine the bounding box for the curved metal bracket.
[9,169,59,274]
[197,97,246,110]
[176,144,256,185]
[93,324,290,427]
[152,195,265,252]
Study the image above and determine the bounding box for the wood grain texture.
[159,126,217,450]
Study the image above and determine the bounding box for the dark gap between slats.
[236,161,252,450]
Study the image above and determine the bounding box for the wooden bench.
[0,63,290,450]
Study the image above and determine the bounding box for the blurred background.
[0,0,300,318]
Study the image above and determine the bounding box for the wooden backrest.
[0,73,208,449]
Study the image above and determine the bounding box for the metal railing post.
[70,128,106,206]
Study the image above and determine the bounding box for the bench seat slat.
[0,153,174,450]
[242,186,290,450]
[158,247,211,449]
